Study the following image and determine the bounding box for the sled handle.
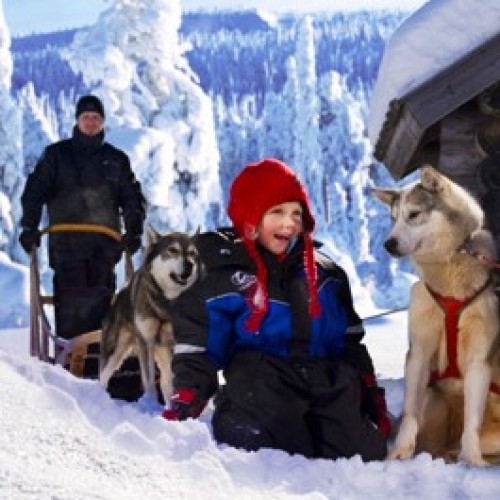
[41,223,133,279]
[41,223,122,242]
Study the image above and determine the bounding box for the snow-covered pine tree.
[318,71,350,247]
[61,0,222,232]
[0,1,23,257]
[292,16,325,229]
[317,69,372,267]
[17,83,59,175]
[259,88,294,164]
[276,55,299,168]
[214,96,251,212]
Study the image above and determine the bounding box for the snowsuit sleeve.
[171,278,220,401]
[324,260,375,375]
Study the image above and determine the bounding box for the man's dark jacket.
[20,127,145,264]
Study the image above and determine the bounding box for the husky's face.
[373,166,478,260]
[373,184,437,257]
[145,229,202,300]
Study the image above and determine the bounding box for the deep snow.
[1,310,500,499]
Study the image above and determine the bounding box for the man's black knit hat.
[75,95,105,119]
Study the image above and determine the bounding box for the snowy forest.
[0,0,417,326]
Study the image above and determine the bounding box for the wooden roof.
[373,31,500,180]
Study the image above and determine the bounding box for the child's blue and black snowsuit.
[171,228,387,461]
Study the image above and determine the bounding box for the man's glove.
[121,233,142,255]
[162,388,208,421]
[19,228,41,253]
[361,373,392,439]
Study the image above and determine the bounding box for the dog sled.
[29,223,135,386]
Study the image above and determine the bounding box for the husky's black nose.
[181,260,193,280]
[384,237,400,256]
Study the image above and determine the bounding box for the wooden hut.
[372,32,500,198]
[369,1,500,247]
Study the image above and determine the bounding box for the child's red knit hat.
[227,158,321,332]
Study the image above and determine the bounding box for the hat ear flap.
[243,223,258,241]
[242,237,268,333]
[304,233,321,317]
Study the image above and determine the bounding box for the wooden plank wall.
[438,102,487,200]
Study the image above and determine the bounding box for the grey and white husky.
[99,227,203,403]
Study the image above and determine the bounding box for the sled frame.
[29,223,133,368]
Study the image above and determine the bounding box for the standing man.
[19,94,145,344]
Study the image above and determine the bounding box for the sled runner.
[29,224,140,393]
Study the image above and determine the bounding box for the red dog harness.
[426,279,500,394]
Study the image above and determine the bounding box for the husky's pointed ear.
[372,187,399,207]
[194,225,201,236]
[421,165,446,193]
[145,225,160,246]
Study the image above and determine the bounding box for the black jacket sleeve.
[20,146,57,230]
[117,152,145,237]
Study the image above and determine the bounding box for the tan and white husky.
[373,165,500,465]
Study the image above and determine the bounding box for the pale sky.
[3,0,428,36]
[181,0,428,13]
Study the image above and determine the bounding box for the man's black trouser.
[52,250,117,339]
[212,352,386,461]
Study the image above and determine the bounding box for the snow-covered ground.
[1,310,500,500]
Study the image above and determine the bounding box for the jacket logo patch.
[231,271,256,291]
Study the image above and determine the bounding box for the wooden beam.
[405,32,500,129]
[382,105,422,179]
[375,32,500,178]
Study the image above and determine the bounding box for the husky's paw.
[459,453,489,467]
[387,415,418,460]
[459,435,489,466]
[458,448,489,467]
[387,443,416,461]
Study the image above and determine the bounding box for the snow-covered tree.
[215,95,261,212]
[317,70,372,267]
[61,0,222,232]
[0,0,23,257]
[259,88,294,163]
[279,56,300,168]
[17,83,59,174]
[292,16,324,228]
